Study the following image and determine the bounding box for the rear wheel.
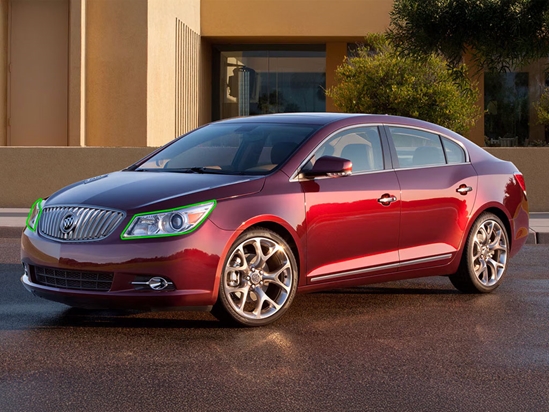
[211,228,298,326]
[449,213,509,293]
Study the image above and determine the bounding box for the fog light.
[132,276,174,291]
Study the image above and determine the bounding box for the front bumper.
[20,220,232,310]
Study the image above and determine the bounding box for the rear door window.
[442,137,466,164]
[387,127,445,168]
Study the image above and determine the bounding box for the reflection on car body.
[21,113,529,326]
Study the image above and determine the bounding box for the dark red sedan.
[21,113,529,326]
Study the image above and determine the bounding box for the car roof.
[210,113,494,162]
[211,113,454,133]
[212,112,367,126]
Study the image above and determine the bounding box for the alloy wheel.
[471,219,508,287]
[221,235,295,322]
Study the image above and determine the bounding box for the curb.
[536,232,549,244]
[0,227,24,238]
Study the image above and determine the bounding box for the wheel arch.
[211,219,302,326]
[451,204,512,268]
[212,216,304,303]
[245,221,302,283]
[477,206,513,249]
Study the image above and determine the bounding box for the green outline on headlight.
[26,198,44,232]
[120,199,217,240]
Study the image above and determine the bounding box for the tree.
[533,87,549,145]
[388,0,549,72]
[326,35,481,135]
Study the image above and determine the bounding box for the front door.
[302,126,401,284]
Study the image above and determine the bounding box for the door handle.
[456,184,473,195]
[377,193,398,206]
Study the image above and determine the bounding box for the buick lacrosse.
[21,113,529,326]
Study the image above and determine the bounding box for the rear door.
[384,126,478,271]
[301,126,401,284]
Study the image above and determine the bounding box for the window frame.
[383,125,470,170]
[212,44,327,121]
[291,124,392,181]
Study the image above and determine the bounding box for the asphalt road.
[1,237,548,412]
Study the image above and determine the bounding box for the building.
[1,0,547,148]
[1,0,548,212]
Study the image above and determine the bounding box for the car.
[21,113,529,326]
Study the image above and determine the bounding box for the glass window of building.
[484,72,529,146]
[216,47,326,120]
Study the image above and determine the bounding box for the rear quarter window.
[442,137,466,164]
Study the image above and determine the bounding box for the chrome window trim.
[310,253,453,283]
[289,123,471,182]
[390,162,472,172]
[295,168,397,182]
[385,124,471,165]
[289,123,387,182]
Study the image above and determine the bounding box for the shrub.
[326,35,481,135]
[534,87,549,127]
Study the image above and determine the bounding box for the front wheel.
[449,213,509,293]
[211,228,298,326]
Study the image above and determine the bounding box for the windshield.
[134,122,320,175]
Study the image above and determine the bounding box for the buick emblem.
[60,213,77,234]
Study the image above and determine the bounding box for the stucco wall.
[201,0,393,39]
[147,0,201,147]
[85,0,148,147]
[486,148,549,213]
[1,147,548,211]
[0,147,155,207]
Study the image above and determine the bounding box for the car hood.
[45,171,264,211]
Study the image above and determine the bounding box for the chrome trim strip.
[399,253,452,267]
[310,262,400,283]
[393,162,471,172]
[293,168,396,182]
[310,253,453,283]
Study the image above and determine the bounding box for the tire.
[449,213,509,293]
[211,228,298,326]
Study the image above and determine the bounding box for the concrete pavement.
[0,208,547,244]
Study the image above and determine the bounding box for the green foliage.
[534,87,549,126]
[388,0,549,72]
[326,34,481,135]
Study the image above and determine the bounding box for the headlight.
[26,198,44,232]
[121,200,216,240]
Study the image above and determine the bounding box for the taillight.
[514,173,527,196]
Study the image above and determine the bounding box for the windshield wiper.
[167,167,237,174]
[133,167,246,175]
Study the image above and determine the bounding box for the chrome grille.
[34,266,113,291]
[39,206,125,242]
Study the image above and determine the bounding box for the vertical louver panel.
[175,19,200,138]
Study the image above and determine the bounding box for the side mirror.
[301,156,352,179]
